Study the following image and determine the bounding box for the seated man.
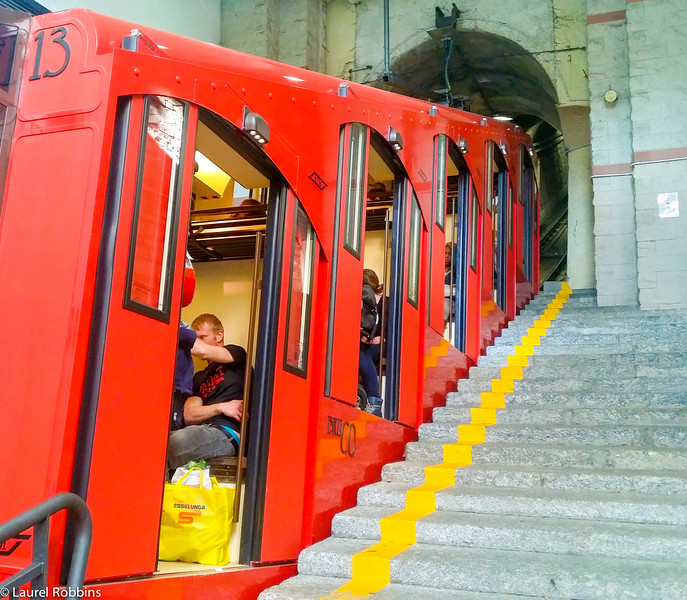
[167,313,247,470]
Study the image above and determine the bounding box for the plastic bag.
[171,465,211,490]
[159,468,235,564]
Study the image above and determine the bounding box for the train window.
[343,123,367,257]
[407,193,421,307]
[485,141,494,215]
[470,181,479,272]
[284,202,315,376]
[433,135,447,230]
[124,96,187,321]
[508,180,514,249]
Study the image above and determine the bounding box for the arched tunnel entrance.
[373,28,569,284]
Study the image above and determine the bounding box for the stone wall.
[627,0,687,309]
[586,0,687,308]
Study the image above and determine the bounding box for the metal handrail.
[0,493,91,596]
[233,230,262,523]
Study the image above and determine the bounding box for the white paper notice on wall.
[657,192,679,218]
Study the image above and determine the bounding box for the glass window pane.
[285,203,315,375]
[127,96,185,317]
[508,181,514,249]
[344,123,366,255]
[485,141,494,215]
[470,182,479,272]
[407,193,421,306]
[434,134,447,229]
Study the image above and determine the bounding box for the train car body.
[0,7,539,599]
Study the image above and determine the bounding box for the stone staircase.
[261,284,687,599]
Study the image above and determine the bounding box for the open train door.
[387,181,425,425]
[66,94,198,580]
[324,122,369,407]
[243,190,323,564]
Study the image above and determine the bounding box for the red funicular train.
[0,6,539,599]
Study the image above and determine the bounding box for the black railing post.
[0,493,92,597]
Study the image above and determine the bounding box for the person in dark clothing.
[170,322,197,430]
[360,269,385,417]
[167,313,247,470]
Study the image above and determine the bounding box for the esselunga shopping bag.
[158,468,235,565]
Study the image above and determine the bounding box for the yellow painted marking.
[471,407,497,425]
[431,339,451,356]
[381,507,435,544]
[500,365,523,380]
[458,423,486,442]
[507,354,529,367]
[424,354,439,369]
[480,391,506,408]
[521,335,541,346]
[492,378,514,393]
[514,344,535,356]
[406,483,446,510]
[442,443,473,464]
[323,287,574,599]
[424,464,459,486]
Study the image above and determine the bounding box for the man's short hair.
[191,313,223,332]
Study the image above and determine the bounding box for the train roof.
[37,8,524,141]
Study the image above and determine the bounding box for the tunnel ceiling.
[377,30,560,130]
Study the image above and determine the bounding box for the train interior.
[160,107,271,572]
[361,135,397,411]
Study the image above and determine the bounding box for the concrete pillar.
[559,106,595,290]
[626,0,687,310]
[220,0,279,59]
[586,0,638,306]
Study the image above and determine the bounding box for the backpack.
[361,282,379,339]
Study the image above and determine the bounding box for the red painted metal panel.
[260,195,319,562]
[308,397,416,544]
[0,127,102,578]
[327,125,369,406]
[86,563,297,600]
[83,100,197,580]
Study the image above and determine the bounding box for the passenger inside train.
[167,313,247,470]
[359,268,386,416]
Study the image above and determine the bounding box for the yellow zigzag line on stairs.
[322,283,572,599]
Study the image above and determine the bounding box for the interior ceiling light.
[194,150,231,197]
[493,114,513,122]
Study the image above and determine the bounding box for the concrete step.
[477,350,687,367]
[468,360,687,381]
[405,440,687,470]
[380,462,687,495]
[356,480,687,526]
[486,339,687,355]
[297,538,687,599]
[331,506,687,561]
[432,405,687,426]
[445,389,687,409]
[258,574,541,600]
[492,330,685,348]
[456,375,687,394]
[418,422,687,448]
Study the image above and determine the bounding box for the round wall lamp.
[604,89,618,104]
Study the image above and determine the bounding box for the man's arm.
[190,339,235,363]
[183,396,244,425]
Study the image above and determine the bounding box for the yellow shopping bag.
[158,468,235,565]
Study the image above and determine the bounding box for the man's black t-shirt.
[193,344,247,438]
